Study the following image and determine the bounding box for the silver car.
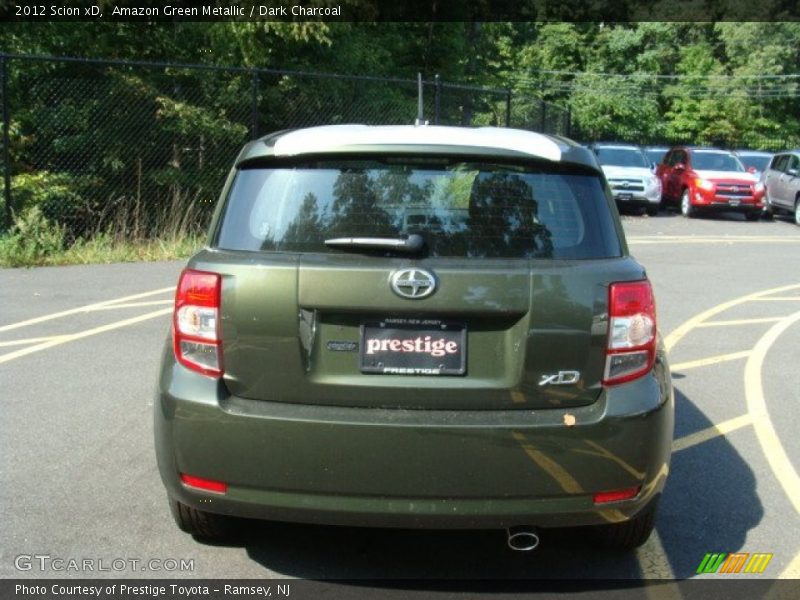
[762,151,800,225]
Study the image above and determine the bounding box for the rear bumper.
[613,195,660,209]
[154,344,673,530]
[611,191,660,207]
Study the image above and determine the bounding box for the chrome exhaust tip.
[506,526,540,551]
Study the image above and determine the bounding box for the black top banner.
[2,0,800,22]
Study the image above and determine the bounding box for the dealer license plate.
[360,318,466,375]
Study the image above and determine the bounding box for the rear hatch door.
[204,155,639,410]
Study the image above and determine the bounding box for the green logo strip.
[696,553,727,574]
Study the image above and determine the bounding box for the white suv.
[590,144,662,216]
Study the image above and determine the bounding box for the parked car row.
[589,143,799,226]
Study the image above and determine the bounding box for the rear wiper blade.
[324,234,425,253]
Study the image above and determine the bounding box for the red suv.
[656,147,765,220]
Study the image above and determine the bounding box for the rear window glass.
[737,154,771,172]
[594,147,649,168]
[644,149,667,164]
[215,158,621,260]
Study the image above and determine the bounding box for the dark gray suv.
[154,124,674,552]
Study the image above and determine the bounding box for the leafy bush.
[11,171,98,238]
[0,206,66,267]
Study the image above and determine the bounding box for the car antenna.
[414,73,428,126]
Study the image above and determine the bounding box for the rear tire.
[590,499,659,552]
[745,212,760,222]
[645,205,659,217]
[680,190,695,218]
[169,498,233,540]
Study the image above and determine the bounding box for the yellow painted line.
[513,435,675,581]
[573,440,646,480]
[0,308,173,365]
[670,351,751,372]
[697,317,785,327]
[512,432,583,494]
[744,309,800,515]
[672,414,753,453]
[634,463,675,582]
[661,285,800,584]
[635,464,678,582]
[514,430,676,580]
[596,507,629,524]
[779,550,800,578]
[519,445,584,494]
[91,300,174,310]
[0,286,174,333]
[643,286,800,584]
[664,283,800,352]
[639,531,681,581]
[0,335,72,348]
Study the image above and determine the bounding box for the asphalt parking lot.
[1,211,799,582]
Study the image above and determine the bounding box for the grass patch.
[0,206,203,268]
[57,233,203,266]
[0,233,203,268]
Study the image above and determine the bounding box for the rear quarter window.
[215,157,621,260]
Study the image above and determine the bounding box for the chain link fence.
[0,54,571,242]
[509,96,572,140]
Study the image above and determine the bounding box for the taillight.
[604,280,656,385]
[173,269,222,378]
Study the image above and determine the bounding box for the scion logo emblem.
[390,268,436,299]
